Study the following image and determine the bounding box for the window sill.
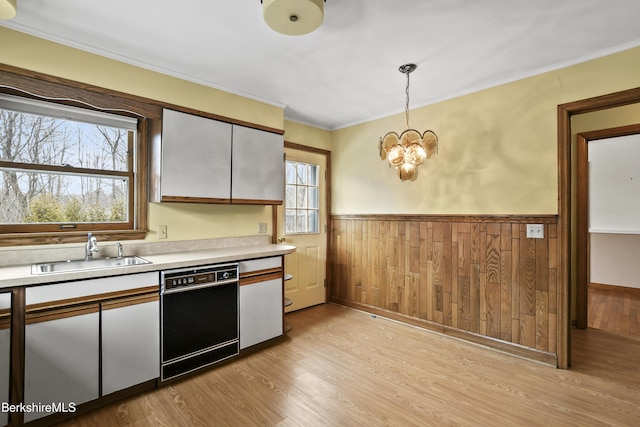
[0,230,148,247]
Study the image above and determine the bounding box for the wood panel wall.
[329,215,560,366]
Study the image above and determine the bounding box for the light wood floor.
[57,304,640,427]
[588,284,640,337]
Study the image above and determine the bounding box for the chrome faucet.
[85,232,98,260]
[116,242,123,259]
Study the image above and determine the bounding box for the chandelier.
[262,0,324,36]
[378,64,438,182]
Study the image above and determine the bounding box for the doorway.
[558,86,640,368]
[576,124,640,333]
[276,143,331,312]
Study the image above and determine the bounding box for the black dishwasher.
[160,263,239,381]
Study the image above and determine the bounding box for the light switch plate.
[526,224,544,239]
[158,225,167,239]
[258,222,268,234]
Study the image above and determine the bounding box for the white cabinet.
[240,278,283,349]
[24,272,159,422]
[24,305,99,422]
[239,257,283,350]
[102,295,159,396]
[154,109,284,205]
[160,108,232,202]
[0,292,11,427]
[232,125,284,204]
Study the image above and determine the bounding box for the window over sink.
[0,94,136,227]
[0,67,155,246]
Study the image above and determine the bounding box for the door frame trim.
[575,123,640,330]
[558,85,640,368]
[272,141,332,302]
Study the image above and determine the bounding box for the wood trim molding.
[10,287,25,425]
[231,199,283,206]
[575,133,589,330]
[101,292,159,311]
[240,267,282,278]
[333,298,558,367]
[589,282,640,295]
[0,63,284,135]
[25,286,159,314]
[240,271,283,286]
[284,141,332,304]
[575,123,640,330]
[0,229,148,247]
[332,214,558,223]
[160,196,231,204]
[26,303,100,325]
[0,63,163,119]
[0,308,9,330]
[284,141,331,155]
[557,85,640,369]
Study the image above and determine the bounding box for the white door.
[277,147,327,312]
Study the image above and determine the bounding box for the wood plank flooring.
[57,304,640,427]
[588,283,640,337]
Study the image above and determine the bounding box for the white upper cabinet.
[160,109,232,202]
[154,109,284,205]
[232,125,284,204]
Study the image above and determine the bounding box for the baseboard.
[331,298,558,367]
[589,282,640,295]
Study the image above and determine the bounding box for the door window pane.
[284,160,320,235]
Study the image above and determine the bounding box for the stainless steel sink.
[31,256,152,275]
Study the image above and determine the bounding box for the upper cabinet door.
[161,109,232,202]
[231,125,284,204]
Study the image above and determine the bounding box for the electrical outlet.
[158,225,167,239]
[526,224,544,239]
[258,222,268,234]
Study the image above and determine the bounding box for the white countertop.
[0,243,296,290]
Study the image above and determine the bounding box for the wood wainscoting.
[329,215,560,366]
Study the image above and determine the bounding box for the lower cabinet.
[23,273,159,422]
[101,295,159,396]
[239,257,284,350]
[240,278,283,349]
[0,292,11,427]
[24,305,100,423]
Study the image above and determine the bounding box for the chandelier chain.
[405,69,410,129]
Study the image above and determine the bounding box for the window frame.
[0,65,160,246]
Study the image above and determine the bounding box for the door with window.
[277,147,327,312]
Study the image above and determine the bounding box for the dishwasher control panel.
[161,263,238,292]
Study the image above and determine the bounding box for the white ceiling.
[3,0,640,130]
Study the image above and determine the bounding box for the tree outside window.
[0,94,136,232]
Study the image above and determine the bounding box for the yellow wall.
[3,26,640,241]
[0,28,283,129]
[332,46,640,215]
[1,27,286,242]
[284,120,332,151]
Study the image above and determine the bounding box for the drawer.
[26,272,158,305]
[239,257,281,274]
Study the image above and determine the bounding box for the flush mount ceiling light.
[0,0,17,20]
[262,0,324,36]
[378,64,438,182]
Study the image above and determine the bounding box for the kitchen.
[2,1,640,426]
